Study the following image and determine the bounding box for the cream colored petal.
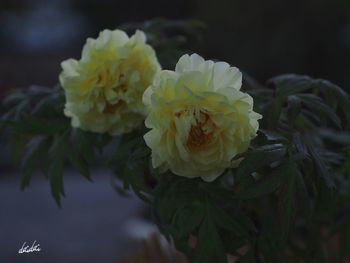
[110,29,129,45]
[142,85,153,107]
[212,62,242,91]
[200,169,225,182]
[130,30,146,44]
[175,53,205,73]
[61,59,79,76]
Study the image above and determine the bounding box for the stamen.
[103,100,125,114]
[186,111,214,150]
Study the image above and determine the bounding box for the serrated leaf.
[49,157,65,207]
[74,129,95,163]
[48,132,69,206]
[67,145,91,181]
[122,159,152,203]
[110,177,130,197]
[20,136,51,189]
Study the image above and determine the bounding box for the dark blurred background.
[1,0,350,91]
[1,0,350,262]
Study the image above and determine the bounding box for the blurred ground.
[0,169,146,263]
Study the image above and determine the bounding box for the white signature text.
[18,240,41,254]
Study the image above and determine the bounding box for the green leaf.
[13,114,69,135]
[109,135,142,167]
[209,203,249,238]
[268,74,313,97]
[259,129,288,142]
[295,168,312,219]
[110,177,130,197]
[297,94,341,128]
[2,89,26,107]
[175,203,205,239]
[292,133,310,160]
[303,136,336,189]
[287,95,301,127]
[316,79,350,128]
[20,136,51,189]
[48,132,69,206]
[74,129,96,163]
[1,101,24,122]
[267,98,283,130]
[67,144,91,181]
[195,205,227,263]
[199,181,236,202]
[50,156,65,207]
[122,158,152,203]
[128,146,151,162]
[236,162,290,199]
[95,133,113,151]
[235,144,287,189]
[279,161,297,242]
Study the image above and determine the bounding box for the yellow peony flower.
[143,54,261,182]
[59,29,161,135]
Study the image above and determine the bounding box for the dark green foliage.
[0,85,112,206]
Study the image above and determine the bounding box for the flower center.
[186,111,214,150]
[96,69,130,114]
[96,69,128,91]
[103,100,125,114]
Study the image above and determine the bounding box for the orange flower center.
[186,111,214,150]
[103,100,125,114]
